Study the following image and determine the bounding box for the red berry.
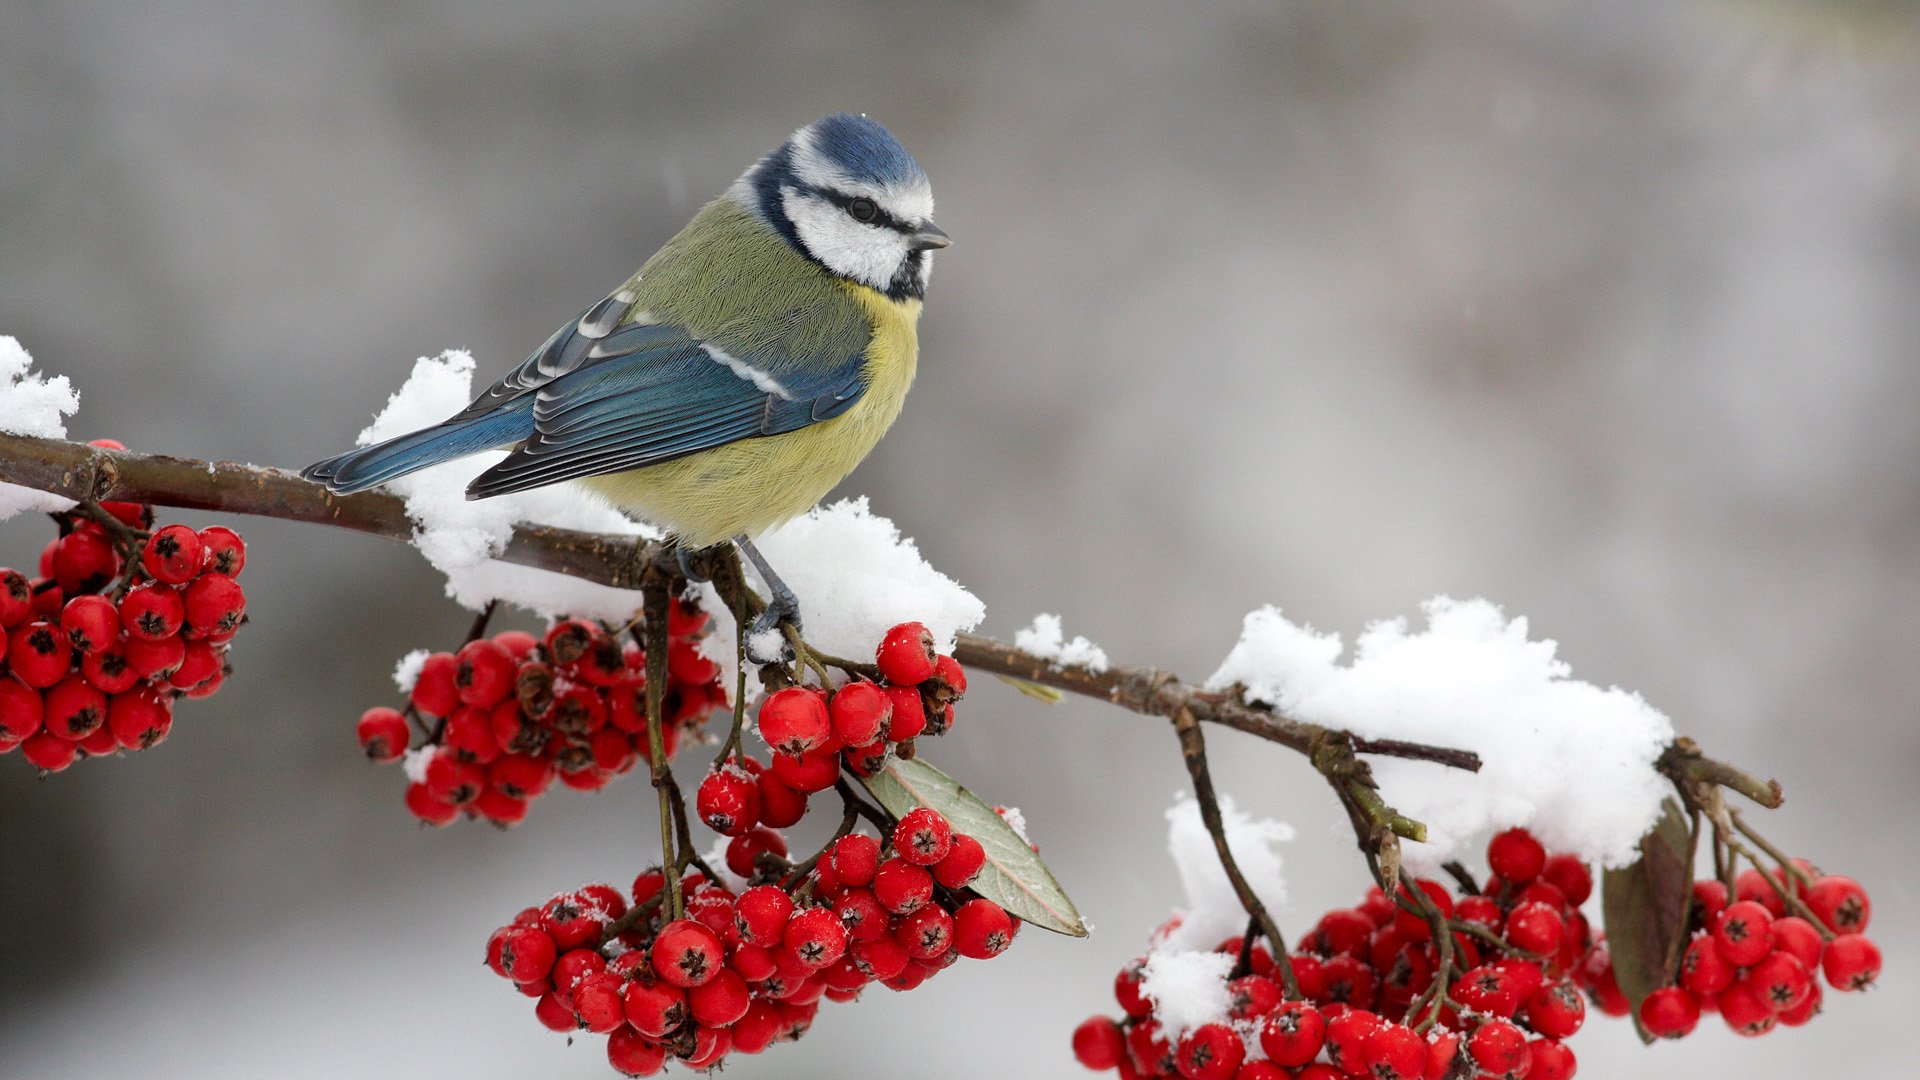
[1488,828,1547,883]
[784,906,849,970]
[1679,933,1735,996]
[409,652,460,717]
[1505,901,1566,955]
[1072,1015,1126,1071]
[541,619,597,665]
[21,729,78,772]
[829,680,891,746]
[931,653,966,698]
[1174,1022,1243,1080]
[1736,867,1787,918]
[51,530,117,594]
[1779,979,1823,1026]
[1258,1000,1327,1066]
[1821,932,1881,991]
[1540,854,1593,906]
[1453,963,1521,1018]
[1524,980,1586,1040]
[451,638,514,707]
[696,765,761,836]
[725,825,789,879]
[952,898,1014,959]
[605,1025,667,1077]
[1715,901,1776,967]
[118,582,183,642]
[402,781,458,826]
[1771,916,1824,970]
[618,975,685,1038]
[140,524,204,585]
[1527,1038,1577,1080]
[931,833,987,889]
[769,746,839,793]
[568,970,625,1033]
[0,569,32,628]
[757,772,808,828]
[1690,879,1730,929]
[0,677,44,741]
[893,806,953,865]
[1804,875,1871,934]
[734,883,796,946]
[123,633,184,681]
[1743,950,1813,1013]
[896,904,954,960]
[180,572,244,639]
[59,594,118,654]
[10,620,73,687]
[499,925,557,984]
[881,683,927,740]
[840,736,890,778]
[875,621,937,685]
[531,988,576,1032]
[1320,953,1379,1009]
[1323,1008,1383,1073]
[688,967,752,1027]
[1639,985,1701,1039]
[42,675,106,740]
[873,857,934,914]
[355,707,409,762]
[168,639,221,690]
[197,526,246,577]
[1360,1022,1424,1080]
[757,686,831,755]
[1466,1019,1531,1075]
[830,832,883,887]
[651,918,724,987]
[1717,981,1778,1036]
[1115,957,1152,1019]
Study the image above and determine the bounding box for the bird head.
[733,113,948,301]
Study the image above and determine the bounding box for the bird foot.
[745,595,801,665]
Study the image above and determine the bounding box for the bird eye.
[847,197,879,223]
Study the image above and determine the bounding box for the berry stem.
[1170,704,1302,1001]
[1441,860,1482,896]
[782,784,863,889]
[462,599,498,645]
[639,567,683,921]
[1730,810,1817,889]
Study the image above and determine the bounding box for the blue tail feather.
[302,405,533,494]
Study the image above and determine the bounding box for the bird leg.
[735,535,801,664]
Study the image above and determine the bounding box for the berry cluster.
[356,599,728,826]
[484,802,1017,1076]
[698,620,965,832]
[1,444,248,773]
[1592,864,1878,1041]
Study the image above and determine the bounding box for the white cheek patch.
[788,126,935,226]
[783,186,912,291]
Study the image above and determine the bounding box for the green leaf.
[861,756,1088,937]
[1602,797,1696,1037]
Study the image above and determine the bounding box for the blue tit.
[304,113,949,637]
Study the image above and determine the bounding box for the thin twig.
[640,568,682,921]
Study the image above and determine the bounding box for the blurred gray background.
[2,0,1914,1076]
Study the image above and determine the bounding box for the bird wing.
[463,319,867,499]
[448,288,646,420]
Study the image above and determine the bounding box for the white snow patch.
[353,352,655,621]
[1161,794,1292,954]
[0,335,81,518]
[1140,949,1234,1039]
[391,649,432,695]
[696,497,985,689]
[1206,598,1675,869]
[996,805,1030,845]
[1013,613,1110,673]
[400,746,436,784]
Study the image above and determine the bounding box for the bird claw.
[746,598,801,665]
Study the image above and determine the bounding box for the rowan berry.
[1779,979,1823,1026]
[876,621,937,684]
[123,633,184,681]
[1715,900,1776,967]
[473,787,527,826]
[498,925,557,985]
[1527,1038,1577,1080]
[605,1025,667,1077]
[180,573,245,639]
[1505,900,1566,955]
[696,766,760,836]
[952,898,1013,959]
[197,526,246,576]
[758,686,831,755]
[932,832,986,889]
[783,906,849,970]
[1679,933,1735,996]
[884,810,950,869]
[651,918,723,987]
[725,825,788,879]
[56,595,116,655]
[355,707,409,762]
[1488,828,1546,883]
[770,746,839,793]
[43,675,106,740]
[409,652,460,717]
[1320,953,1379,1009]
[1821,933,1881,991]
[1252,999,1324,1065]
[1770,916,1824,970]
[1639,985,1701,1039]
[1225,973,1280,1021]
[1361,1021,1425,1080]
[1717,981,1777,1036]
[20,729,78,772]
[1525,980,1586,1039]
[169,639,221,691]
[1805,875,1871,934]
[0,569,32,628]
[1323,1008,1382,1073]
[841,736,890,777]
[881,683,927,740]
[896,904,954,960]
[137,524,202,585]
[1466,1018,1531,1075]
[833,887,888,943]
[51,530,116,594]
[0,678,41,743]
[688,967,752,1027]
[755,771,808,828]
[873,857,934,915]
[1540,853,1593,906]
[1072,1015,1126,1071]
[10,619,72,687]
[1744,950,1813,1013]
[1174,1022,1243,1080]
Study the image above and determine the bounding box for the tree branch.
[0,432,1482,775]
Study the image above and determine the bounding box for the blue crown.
[804,113,925,188]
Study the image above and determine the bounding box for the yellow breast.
[582,286,920,548]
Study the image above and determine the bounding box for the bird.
[303,113,948,651]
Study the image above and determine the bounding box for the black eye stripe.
[815,188,913,234]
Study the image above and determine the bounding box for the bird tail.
[302,408,530,494]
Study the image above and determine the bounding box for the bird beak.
[908,224,951,251]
